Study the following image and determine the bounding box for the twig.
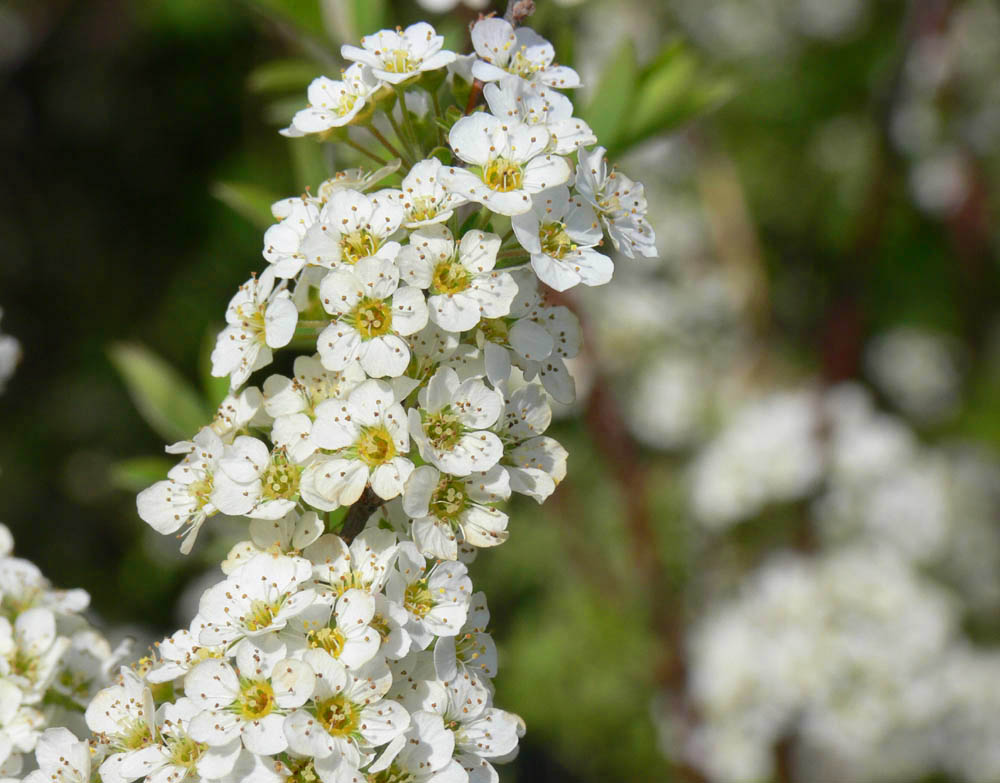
[504,0,536,25]
[339,487,384,544]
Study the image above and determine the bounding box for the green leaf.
[108,457,174,493]
[249,0,327,39]
[108,342,211,442]
[289,137,329,192]
[349,0,386,40]
[199,327,231,409]
[247,58,322,94]
[210,182,280,230]
[581,39,638,148]
[612,42,734,154]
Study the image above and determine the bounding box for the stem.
[496,248,528,260]
[393,86,424,159]
[296,320,329,331]
[500,228,516,246]
[495,256,529,269]
[429,87,446,146]
[366,123,408,165]
[385,110,417,164]
[344,136,387,166]
[340,487,384,544]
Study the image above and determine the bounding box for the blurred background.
[2,0,1000,780]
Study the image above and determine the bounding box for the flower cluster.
[0,527,129,779]
[15,14,656,783]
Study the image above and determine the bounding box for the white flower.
[288,588,381,670]
[0,680,43,777]
[211,271,298,389]
[409,367,504,476]
[21,728,90,783]
[512,184,612,291]
[317,256,428,378]
[210,386,267,442]
[495,383,568,503]
[0,311,20,395]
[575,146,657,259]
[222,509,324,574]
[262,195,321,279]
[398,225,518,332]
[483,79,595,154]
[301,379,414,509]
[197,553,316,647]
[443,112,571,216]
[470,18,580,88]
[186,639,315,757]
[317,161,403,202]
[212,436,308,520]
[117,698,242,783]
[403,465,510,560]
[434,673,520,779]
[342,22,456,85]
[415,0,488,11]
[281,65,379,138]
[306,528,398,597]
[146,619,227,684]
[298,189,404,271]
[0,608,70,704]
[136,427,227,554]
[387,543,472,649]
[366,711,461,783]
[434,592,498,682]
[85,668,156,783]
[690,390,825,529]
[283,651,409,766]
[373,158,468,229]
[480,269,582,404]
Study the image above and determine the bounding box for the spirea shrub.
[0,12,654,783]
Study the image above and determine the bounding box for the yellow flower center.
[351,297,394,340]
[367,766,416,783]
[316,694,362,737]
[382,49,417,74]
[456,632,487,666]
[341,229,381,265]
[431,259,471,296]
[189,476,215,509]
[261,452,301,502]
[408,195,439,223]
[167,735,206,769]
[509,48,542,79]
[357,425,397,467]
[239,680,276,720]
[483,158,524,193]
[370,613,392,643]
[404,579,434,618]
[539,221,576,260]
[431,476,468,523]
[479,317,509,344]
[423,408,463,452]
[245,599,279,631]
[307,626,347,659]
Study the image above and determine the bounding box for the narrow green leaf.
[350,0,386,40]
[108,343,210,442]
[612,43,734,153]
[210,182,280,230]
[250,0,327,39]
[289,137,329,192]
[581,39,638,148]
[247,58,322,94]
[199,327,231,409]
[109,457,174,493]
